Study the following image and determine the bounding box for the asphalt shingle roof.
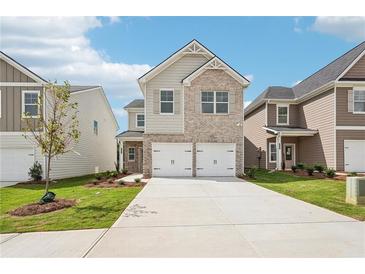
[124,99,144,109]
[116,130,144,138]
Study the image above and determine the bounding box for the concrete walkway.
[1,177,364,257]
[87,177,365,257]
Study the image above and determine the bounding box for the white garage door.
[0,148,35,182]
[344,140,365,172]
[196,143,236,176]
[152,143,192,177]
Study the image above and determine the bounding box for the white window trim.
[353,88,365,114]
[201,91,229,114]
[159,89,174,115]
[269,142,277,163]
[22,90,41,118]
[276,104,289,125]
[128,147,136,162]
[136,113,145,128]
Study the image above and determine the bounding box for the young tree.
[23,81,80,196]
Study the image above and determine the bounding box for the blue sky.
[1,16,364,131]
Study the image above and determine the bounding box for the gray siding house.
[244,41,365,172]
[117,40,250,177]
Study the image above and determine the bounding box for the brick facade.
[143,69,244,177]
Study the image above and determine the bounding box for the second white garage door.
[344,140,365,172]
[196,143,236,176]
[152,143,193,177]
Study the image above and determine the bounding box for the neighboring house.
[117,39,250,177]
[0,51,119,183]
[244,41,365,172]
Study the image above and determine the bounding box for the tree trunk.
[45,154,51,194]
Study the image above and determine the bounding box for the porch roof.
[263,126,318,136]
[116,130,144,141]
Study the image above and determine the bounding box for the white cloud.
[108,16,121,24]
[311,16,365,42]
[293,17,302,33]
[244,74,254,82]
[112,108,127,118]
[0,16,152,127]
[244,100,252,108]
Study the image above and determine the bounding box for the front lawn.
[247,170,365,221]
[0,175,142,233]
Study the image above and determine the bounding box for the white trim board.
[0,82,44,87]
[336,126,365,130]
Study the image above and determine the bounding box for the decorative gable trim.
[138,40,214,90]
[0,51,48,84]
[182,56,250,87]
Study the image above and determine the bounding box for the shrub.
[117,180,125,185]
[134,177,141,183]
[325,168,336,178]
[111,171,118,178]
[28,161,43,181]
[246,166,258,179]
[314,163,324,173]
[348,172,358,177]
[122,168,128,175]
[305,165,314,176]
[297,162,305,170]
[95,173,102,180]
[291,165,297,173]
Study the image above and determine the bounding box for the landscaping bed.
[282,170,347,181]
[242,169,365,221]
[84,180,146,188]
[9,199,76,217]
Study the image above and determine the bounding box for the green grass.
[248,170,365,221]
[0,175,142,233]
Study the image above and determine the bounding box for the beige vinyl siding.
[336,130,365,171]
[244,104,270,168]
[267,103,298,127]
[0,59,36,82]
[128,111,144,131]
[336,87,365,126]
[343,55,365,79]
[145,54,209,133]
[297,89,335,168]
[0,86,43,131]
[50,89,117,179]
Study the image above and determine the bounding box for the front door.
[284,144,295,169]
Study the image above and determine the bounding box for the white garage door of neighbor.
[344,140,365,172]
[196,143,236,176]
[0,148,35,182]
[152,143,193,177]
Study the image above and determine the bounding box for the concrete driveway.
[86,177,365,257]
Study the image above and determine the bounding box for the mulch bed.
[283,170,346,181]
[9,199,77,217]
[84,180,146,188]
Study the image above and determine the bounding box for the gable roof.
[245,41,365,115]
[68,85,100,93]
[182,56,250,87]
[138,39,215,90]
[0,51,48,84]
[124,99,144,109]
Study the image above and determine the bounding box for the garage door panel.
[344,140,365,172]
[152,143,192,177]
[196,143,235,177]
[0,148,35,181]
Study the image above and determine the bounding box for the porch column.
[276,133,282,170]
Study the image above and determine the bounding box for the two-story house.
[244,41,365,172]
[0,51,119,184]
[117,40,250,177]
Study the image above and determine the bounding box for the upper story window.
[277,104,289,125]
[201,91,229,114]
[354,90,365,113]
[93,120,98,135]
[22,90,40,118]
[136,114,145,127]
[160,90,174,114]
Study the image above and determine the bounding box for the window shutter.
[195,92,201,113]
[229,91,235,113]
[153,89,159,114]
[348,90,353,113]
[174,89,180,114]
